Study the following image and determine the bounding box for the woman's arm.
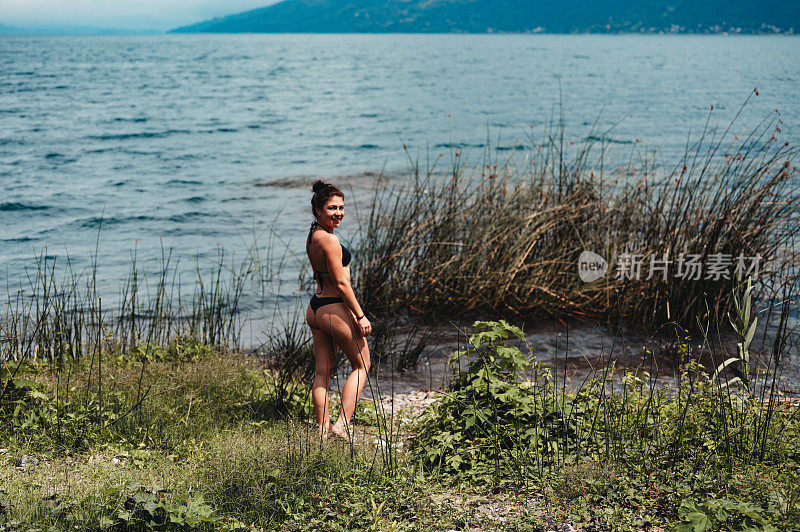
[320,234,372,337]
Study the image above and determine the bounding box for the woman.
[305,180,372,440]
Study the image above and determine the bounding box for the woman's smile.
[321,197,345,230]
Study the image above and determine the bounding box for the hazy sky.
[0,0,279,30]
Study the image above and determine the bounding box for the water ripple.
[0,202,50,212]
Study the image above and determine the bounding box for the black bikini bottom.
[310,294,344,313]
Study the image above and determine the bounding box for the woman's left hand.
[356,315,372,337]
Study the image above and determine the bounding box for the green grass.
[0,349,442,531]
[2,324,799,530]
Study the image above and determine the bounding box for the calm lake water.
[1,34,798,338]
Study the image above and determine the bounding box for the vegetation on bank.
[1,338,799,530]
[412,317,800,530]
[2,279,799,529]
[356,96,800,331]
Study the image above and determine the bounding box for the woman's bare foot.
[317,422,333,440]
[329,421,351,442]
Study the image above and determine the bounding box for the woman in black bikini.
[306,181,372,440]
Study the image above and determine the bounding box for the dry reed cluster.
[355,101,800,330]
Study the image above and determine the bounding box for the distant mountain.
[0,23,161,35]
[170,0,799,34]
[0,23,27,34]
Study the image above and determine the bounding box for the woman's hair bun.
[312,180,328,193]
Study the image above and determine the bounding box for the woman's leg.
[306,304,336,435]
[316,304,371,437]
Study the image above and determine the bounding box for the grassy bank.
[2,307,799,530]
[0,343,443,530]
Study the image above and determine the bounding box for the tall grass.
[354,95,800,330]
[0,243,251,363]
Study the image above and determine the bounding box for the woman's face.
[318,195,344,230]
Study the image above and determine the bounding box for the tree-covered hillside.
[170,0,798,34]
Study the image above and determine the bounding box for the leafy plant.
[121,335,217,365]
[0,363,46,408]
[712,276,758,393]
[674,498,779,532]
[99,482,240,531]
[413,320,558,483]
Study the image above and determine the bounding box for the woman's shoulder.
[310,229,340,248]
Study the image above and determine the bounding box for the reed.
[0,242,252,364]
[354,94,800,331]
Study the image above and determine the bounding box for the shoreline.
[311,315,800,418]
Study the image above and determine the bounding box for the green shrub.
[413,320,565,482]
[413,319,800,491]
[97,481,245,531]
[0,483,245,531]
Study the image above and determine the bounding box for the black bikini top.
[312,243,351,274]
[307,222,352,290]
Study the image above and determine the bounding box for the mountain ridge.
[170,0,799,34]
[0,23,161,35]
